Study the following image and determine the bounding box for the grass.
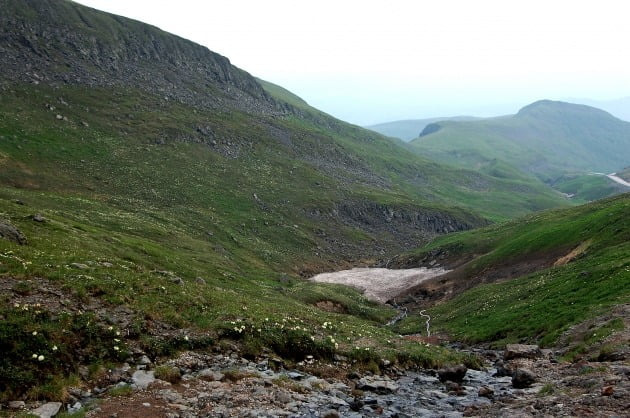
[154,365,181,383]
[410,100,630,183]
[401,194,630,347]
[108,384,133,397]
[552,173,626,202]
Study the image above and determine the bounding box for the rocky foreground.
[5,343,628,418]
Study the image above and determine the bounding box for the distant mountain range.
[410,100,630,182]
[365,116,481,141]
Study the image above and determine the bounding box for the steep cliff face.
[307,201,487,253]
[0,0,274,113]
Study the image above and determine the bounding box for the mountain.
[410,100,630,199]
[570,97,630,122]
[366,116,481,141]
[0,0,575,398]
[390,193,630,352]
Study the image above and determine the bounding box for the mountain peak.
[516,99,615,119]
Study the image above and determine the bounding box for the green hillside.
[410,100,630,186]
[366,116,480,141]
[0,0,561,398]
[391,194,630,349]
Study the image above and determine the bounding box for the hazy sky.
[75,0,630,125]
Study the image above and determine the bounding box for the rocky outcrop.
[504,344,542,360]
[0,219,27,245]
[0,0,276,114]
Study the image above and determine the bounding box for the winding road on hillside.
[607,173,630,187]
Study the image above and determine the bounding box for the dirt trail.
[310,267,449,303]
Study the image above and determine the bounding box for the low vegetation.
[398,194,629,347]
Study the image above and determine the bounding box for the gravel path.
[310,267,449,303]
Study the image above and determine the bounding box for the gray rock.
[504,344,542,360]
[198,368,224,381]
[32,214,46,222]
[8,400,25,409]
[68,401,82,414]
[31,402,62,418]
[287,371,304,380]
[0,220,27,245]
[275,390,291,403]
[139,354,152,365]
[131,370,155,390]
[357,376,399,394]
[70,262,89,270]
[512,368,536,388]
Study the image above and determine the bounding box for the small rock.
[512,368,536,388]
[31,402,62,418]
[139,354,152,365]
[287,371,304,380]
[275,391,291,403]
[142,402,151,407]
[504,344,542,360]
[478,386,494,398]
[195,277,206,284]
[322,410,340,418]
[8,400,25,409]
[171,276,184,285]
[56,114,63,120]
[68,401,82,414]
[70,262,89,270]
[32,214,46,222]
[198,369,224,381]
[357,376,399,394]
[444,380,464,394]
[438,364,468,383]
[601,386,614,396]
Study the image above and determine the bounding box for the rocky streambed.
[7,344,628,417]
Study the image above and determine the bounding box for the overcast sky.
[75,0,630,125]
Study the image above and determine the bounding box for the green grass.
[553,173,626,202]
[411,101,630,181]
[402,194,630,347]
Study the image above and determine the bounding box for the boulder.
[437,364,468,383]
[504,344,542,360]
[8,400,25,409]
[131,370,155,390]
[31,402,62,418]
[356,376,399,394]
[512,368,536,388]
[0,220,27,245]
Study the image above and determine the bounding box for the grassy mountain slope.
[410,100,630,185]
[0,0,533,398]
[390,194,630,349]
[366,116,480,141]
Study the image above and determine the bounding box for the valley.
[0,0,628,417]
